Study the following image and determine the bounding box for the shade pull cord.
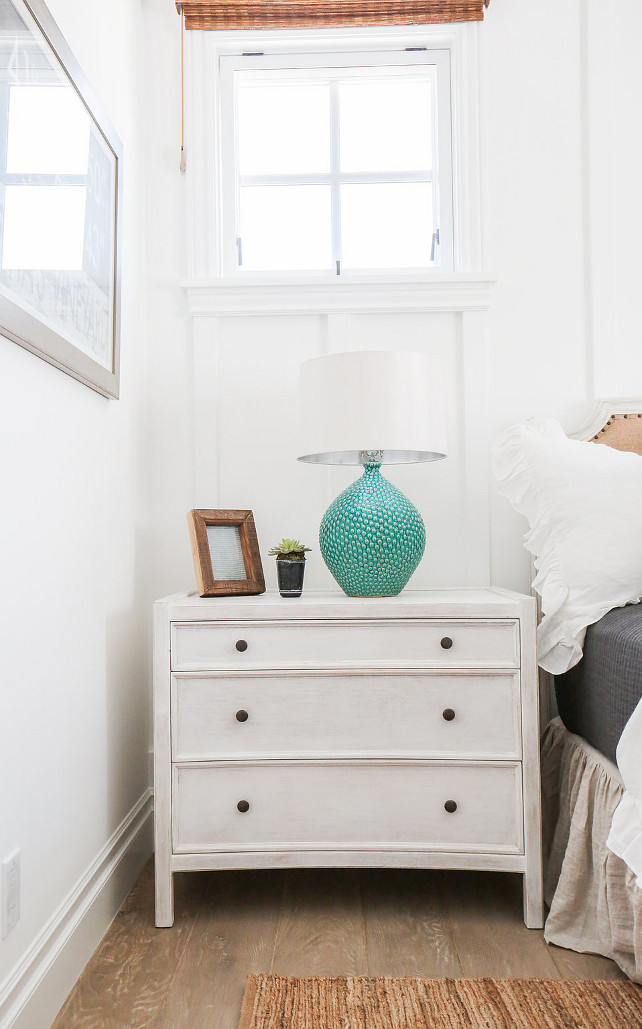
[179,4,186,173]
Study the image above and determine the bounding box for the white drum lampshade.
[298,350,447,465]
[297,350,447,597]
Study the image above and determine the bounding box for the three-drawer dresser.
[153,589,543,928]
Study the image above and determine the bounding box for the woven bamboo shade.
[175,0,490,31]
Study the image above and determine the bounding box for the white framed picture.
[0,0,123,398]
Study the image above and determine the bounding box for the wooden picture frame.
[187,509,265,598]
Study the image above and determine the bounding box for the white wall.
[487,0,642,590]
[145,0,642,603]
[0,1,150,1025]
[143,0,194,607]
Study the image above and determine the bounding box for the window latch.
[430,228,440,262]
[236,237,243,267]
[336,260,341,276]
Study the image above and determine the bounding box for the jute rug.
[239,974,642,1029]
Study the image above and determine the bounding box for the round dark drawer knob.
[237,800,250,813]
[440,636,453,650]
[236,710,249,722]
[442,708,456,722]
[444,800,458,814]
[235,639,248,652]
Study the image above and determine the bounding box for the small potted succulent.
[268,538,311,598]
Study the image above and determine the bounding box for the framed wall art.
[187,509,266,598]
[0,0,123,398]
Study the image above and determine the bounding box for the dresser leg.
[522,868,544,929]
[155,865,174,927]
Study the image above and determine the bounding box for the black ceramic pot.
[276,558,305,598]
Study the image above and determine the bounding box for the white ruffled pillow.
[492,418,642,674]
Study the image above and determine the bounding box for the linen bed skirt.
[541,716,642,980]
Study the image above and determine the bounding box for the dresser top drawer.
[170,618,520,672]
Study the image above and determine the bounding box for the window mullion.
[239,173,332,187]
[3,173,87,186]
[338,170,433,185]
[329,79,341,275]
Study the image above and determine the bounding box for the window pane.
[341,182,434,269]
[7,85,91,175]
[238,83,330,175]
[339,79,433,173]
[2,185,86,270]
[240,185,332,271]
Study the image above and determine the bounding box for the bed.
[538,402,642,980]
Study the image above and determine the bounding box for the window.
[219,50,453,276]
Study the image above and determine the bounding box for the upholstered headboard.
[572,398,642,455]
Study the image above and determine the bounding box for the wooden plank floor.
[50,861,625,1029]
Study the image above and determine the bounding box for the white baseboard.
[0,789,154,1029]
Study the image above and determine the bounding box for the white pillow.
[492,418,642,674]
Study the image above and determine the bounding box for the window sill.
[180,273,496,317]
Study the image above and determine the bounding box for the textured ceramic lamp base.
[319,463,425,597]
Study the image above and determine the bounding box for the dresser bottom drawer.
[172,762,523,855]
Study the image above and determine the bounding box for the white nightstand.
[153,589,543,929]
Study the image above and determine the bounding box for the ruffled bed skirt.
[542,717,642,980]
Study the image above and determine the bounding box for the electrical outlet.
[2,849,20,939]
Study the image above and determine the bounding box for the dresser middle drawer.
[171,672,522,760]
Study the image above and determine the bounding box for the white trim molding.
[0,790,153,1029]
[181,273,496,316]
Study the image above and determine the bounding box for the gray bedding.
[554,603,642,764]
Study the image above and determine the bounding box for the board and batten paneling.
[189,303,492,592]
[147,0,642,607]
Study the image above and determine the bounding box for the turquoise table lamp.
[297,351,447,597]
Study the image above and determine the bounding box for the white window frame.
[182,24,490,308]
[218,49,454,277]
